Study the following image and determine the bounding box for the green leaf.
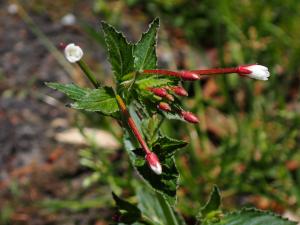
[152,136,187,160]
[46,82,88,101]
[112,192,141,224]
[135,76,176,89]
[136,185,185,225]
[71,87,119,115]
[214,208,297,225]
[101,21,134,81]
[198,185,222,223]
[123,129,186,205]
[134,18,159,71]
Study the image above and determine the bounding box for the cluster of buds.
[147,85,199,124]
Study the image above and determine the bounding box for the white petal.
[150,162,162,175]
[64,43,83,63]
[244,64,270,81]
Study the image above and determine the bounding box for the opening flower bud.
[158,102,171,112]
[145,152,162,175]
[238,65,270,81]
[64,43,83,63]
[181,111,199,124]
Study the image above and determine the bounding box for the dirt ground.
[0,1,116,224]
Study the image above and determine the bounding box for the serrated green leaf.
[101,21,134,81]
[136,186,186,225]
[214,208,297,225]
[134,18,159,71]
[152,136,187,159]
[135,76,176,89]
[46,82,88,101]
[71,87,119,115]
[198,185,222,223]
[123,129,185,205]
[112,192,141,224]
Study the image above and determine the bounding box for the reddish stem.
[189,67,240,75]
[116,95,151,155]
[143,69,181,77]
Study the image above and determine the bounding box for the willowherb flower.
[145,152,162,175]
[64,43,83,63]
[238,65,270,80]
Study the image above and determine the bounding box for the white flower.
[61,13,76,26]
[239,65,270,81]
[64,43,83,63]
[145,152,162,175]
[7,4,18,15]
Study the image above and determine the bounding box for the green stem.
[77,60,100,88]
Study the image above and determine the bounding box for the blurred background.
[1,0,300,224]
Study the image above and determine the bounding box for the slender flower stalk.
[143,69,199,81]
[63,43,100,88]
[116,95,162,175]
[189,67,239,75]
[77,60,101,88]
[143,64,270,81]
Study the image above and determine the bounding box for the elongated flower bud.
[64,43,83,63]
[158,102,171,112]
[181,111,199,124]
[171,86,188,96]
[166,94,174,101]
[148,87,167,97]
[180,71,200,81]
[145,152,162,175]
[238,65,270,80]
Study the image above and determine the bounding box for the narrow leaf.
[214,208,297,225]
[71,87,119,115]
[136,186,185,225]
[134,18,159,70]
[101,21,134,81]
[112,192,141,224]
[199,185,221,221]
[46,82,88,101]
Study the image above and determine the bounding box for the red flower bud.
[181,111,199,124]
[180,71,200,81]
[166,94,174,101]
[171,86,188,96]
[145,152,162,175]
[158,102,171,112]
[148,87,167,97]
